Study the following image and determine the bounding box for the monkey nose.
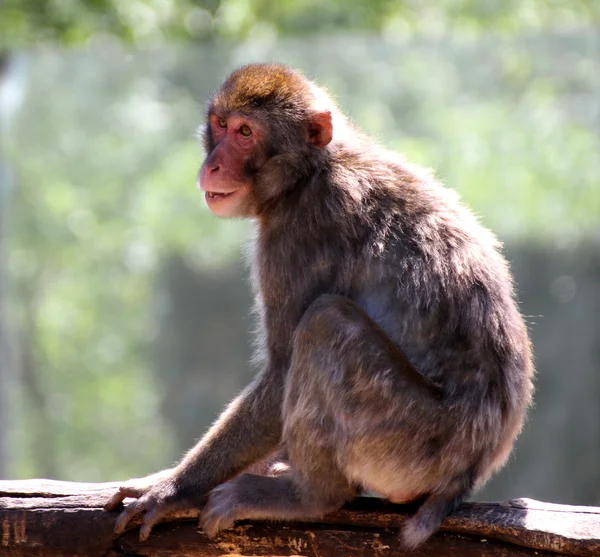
[209,163,220,173]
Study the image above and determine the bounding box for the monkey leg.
[200,468,356,538]
[203,294,474,545]
[284,294,476,548]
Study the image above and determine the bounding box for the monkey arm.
[105,367,284,540]
[175,369,285,489]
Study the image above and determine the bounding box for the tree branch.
[0,479,598,556]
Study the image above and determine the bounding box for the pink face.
[198,113,262,218]
[198,107,333,218]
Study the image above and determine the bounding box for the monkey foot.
[200,482,245,538]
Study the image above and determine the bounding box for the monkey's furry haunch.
[106,64,534,549]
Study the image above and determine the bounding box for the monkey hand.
[105,468,204,541]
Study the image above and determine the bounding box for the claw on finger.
[139,507,164,541]
[114,500,145,534]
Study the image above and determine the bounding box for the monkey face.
[198,112,264,218]
[198,65,334,219]
[198,106,333,219]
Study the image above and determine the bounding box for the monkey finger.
[105,485,146,511]
[139,507,164,541]
[113,499,147,534]
[139,499,193,541]
[104,491,125,511]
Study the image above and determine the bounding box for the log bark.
[0,479,599,556]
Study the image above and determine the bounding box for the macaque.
[105,64,533,549]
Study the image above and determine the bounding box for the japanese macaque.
[105,64,533,549]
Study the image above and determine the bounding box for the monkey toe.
[200,484,244,538]
[200,510,237,539]
[200,505,238,539]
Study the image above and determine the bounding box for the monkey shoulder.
[350,166,523,352]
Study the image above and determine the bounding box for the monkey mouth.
[205,191,236,200]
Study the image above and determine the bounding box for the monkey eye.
[239,124,252,137]
[217,117,227,128]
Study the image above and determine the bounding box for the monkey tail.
[400,492,464,549]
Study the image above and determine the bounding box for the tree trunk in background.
[0,52,12,478]
[0,166,8,479]
[491,243,600,505]
[154,255,253,453]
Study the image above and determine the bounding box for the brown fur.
[106,64,534,548]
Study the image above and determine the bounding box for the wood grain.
[1,480,598,556]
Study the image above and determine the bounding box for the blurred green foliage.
[2,0,600,45]
[0,2,599,484]
[4,51,250,479]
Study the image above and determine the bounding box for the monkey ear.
[307,110,333,148]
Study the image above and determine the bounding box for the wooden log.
[0,479,599,556]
